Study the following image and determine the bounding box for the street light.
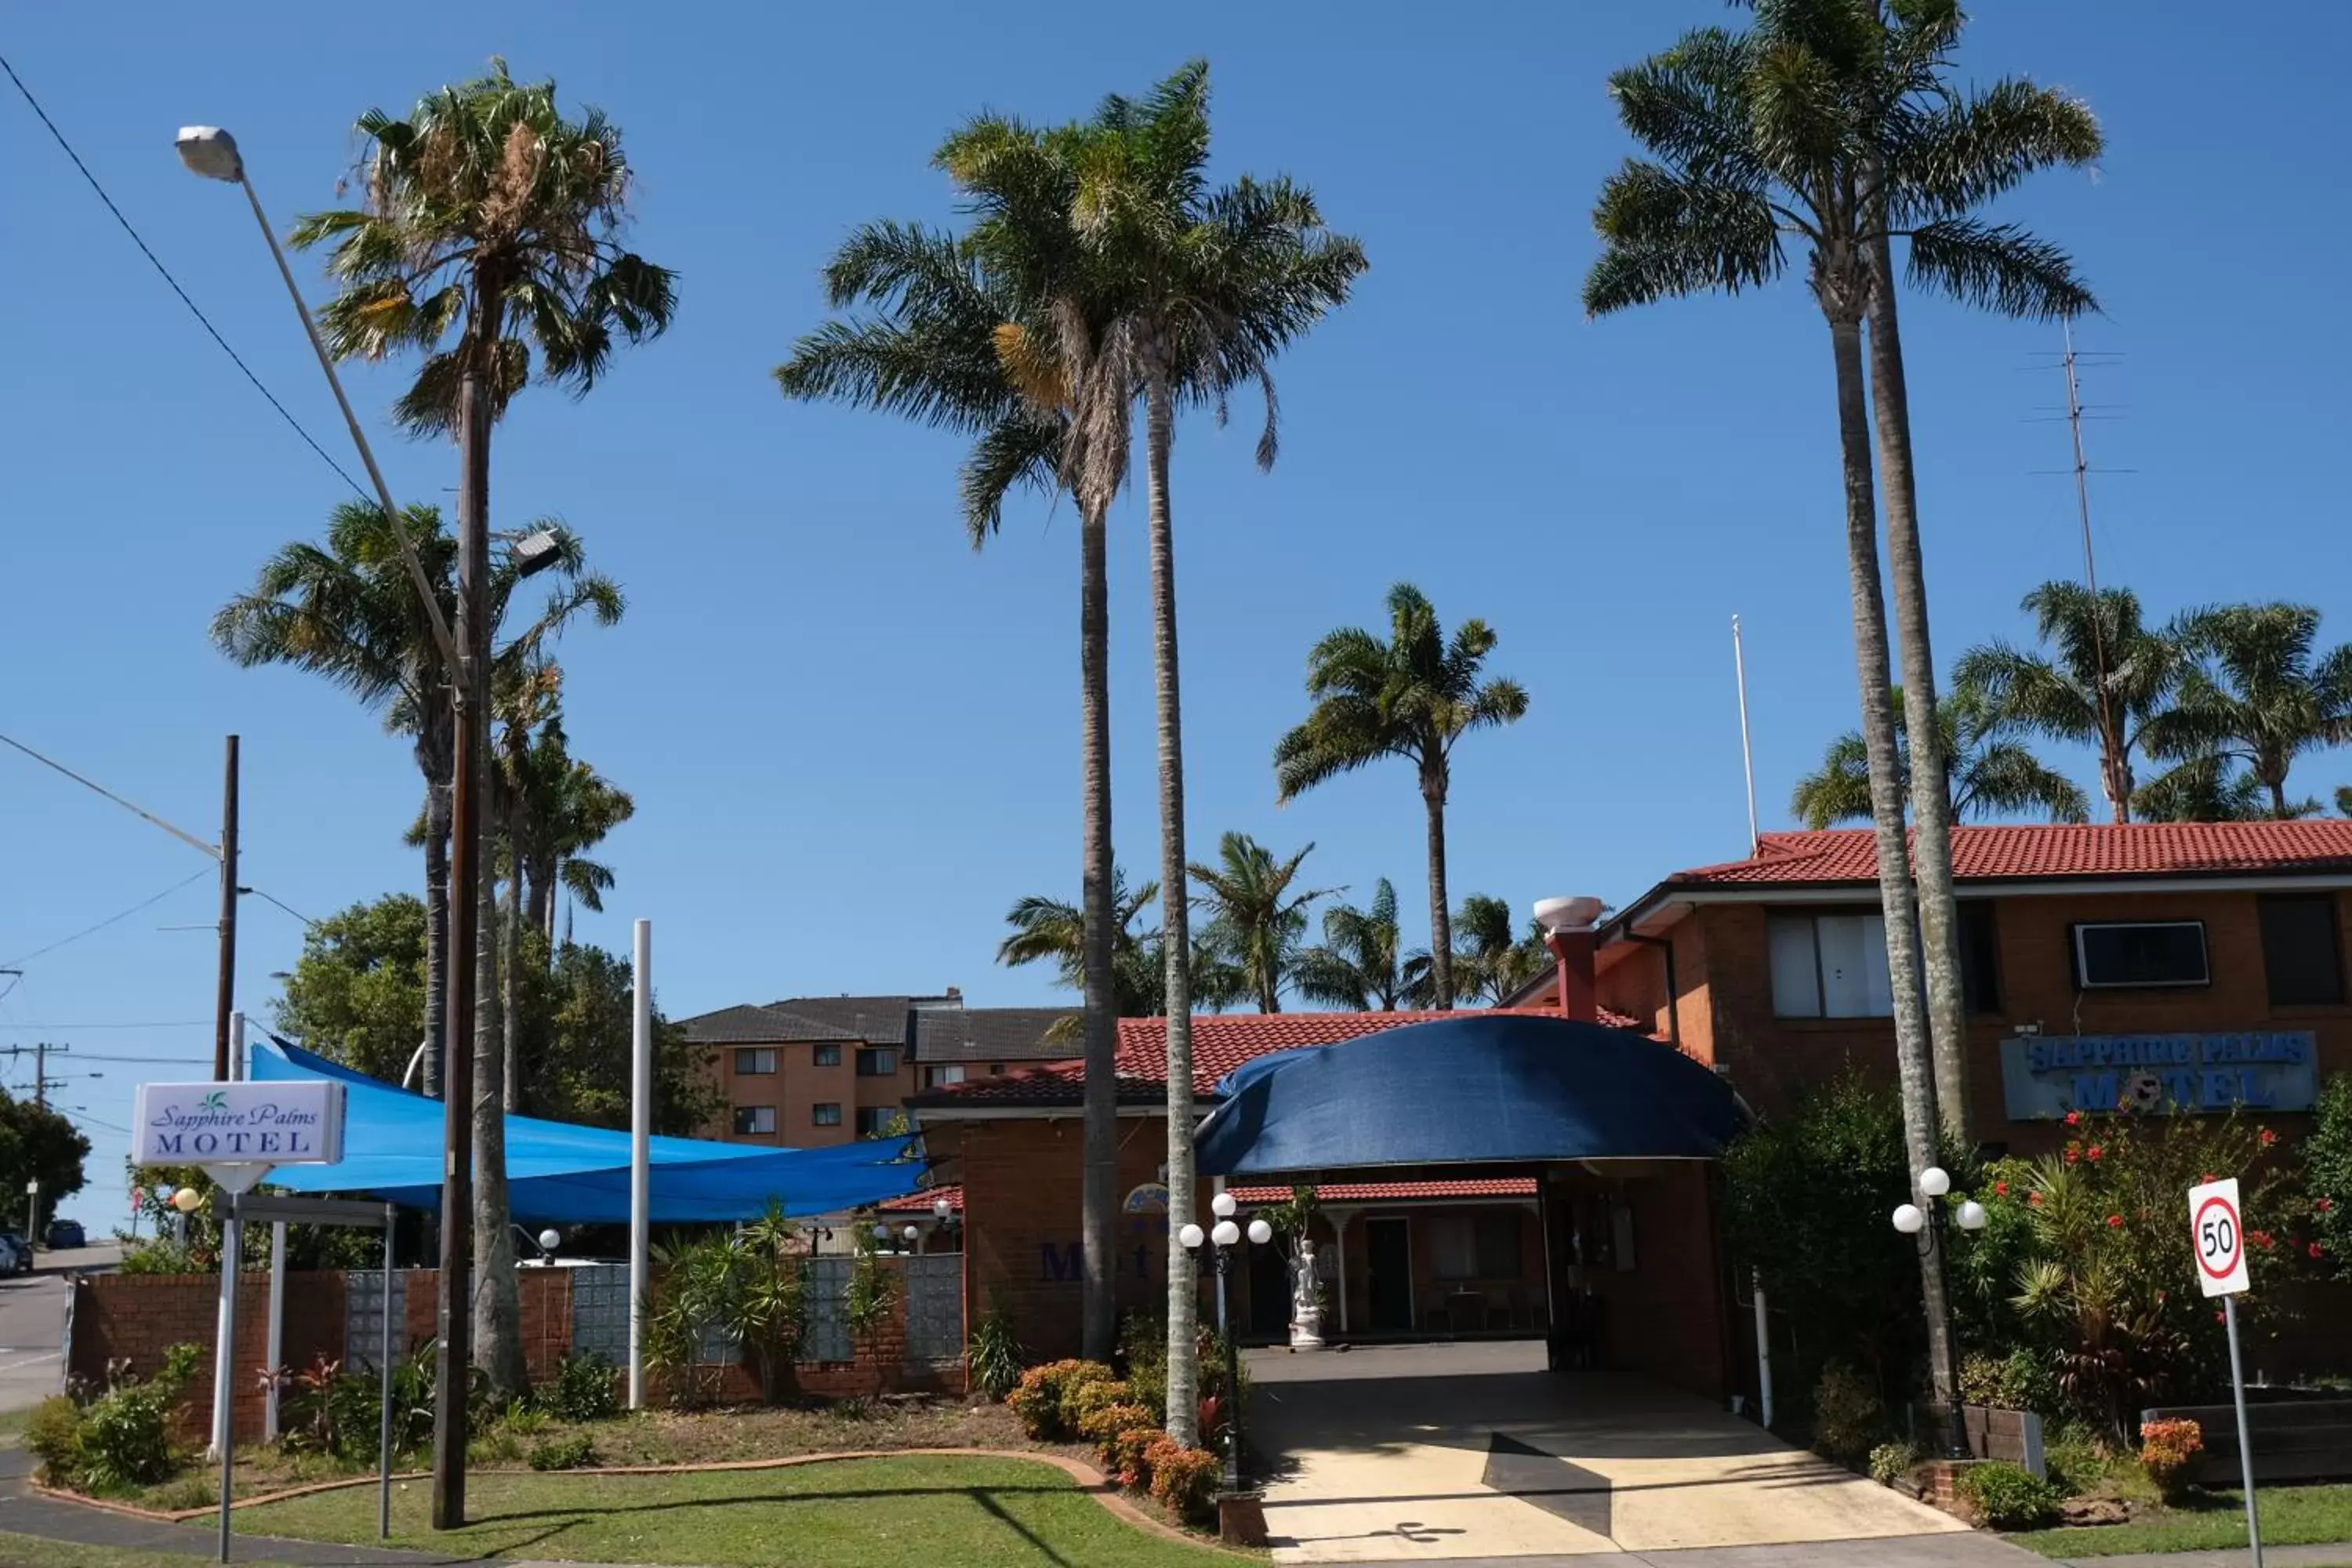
[1181,1200,1270,1497]
[1892,1165,1987,1461]
[508,528,564,580]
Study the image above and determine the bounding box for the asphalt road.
[0,1274,66,1414]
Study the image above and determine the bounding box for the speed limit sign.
[2190,1176,2249,1297]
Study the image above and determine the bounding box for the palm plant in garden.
[2142,603,2352,818]
[1586,0,2095,1423]
[999,869,1163,1023]
[1295,878,1410,1011]
[1955,582,2182,823]
[1187,833,1337,1013]
[1791,682,2091,828]
[1276,583,1527,1012]
[292,60,671,1398]
[1409,894,1548,1007]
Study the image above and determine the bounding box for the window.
[989,1062,1005,1077]
[924,1064,966,1089]
[813,1044,842,1068]
[733,1047,776,1076]
[2260,895,2343,1006]
[1959,902,2002,1015]
[855,1047,898,1076]
[2074,921,2209,989]
[732,1105,776,1136]
[811,1102,842,1127]
[1768,912,1894,1018]
[855,1106,899,1138]
[1427,1214,1524,1281]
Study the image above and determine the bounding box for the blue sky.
[5,4,2348,1222]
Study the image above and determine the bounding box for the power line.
[0,730,218,859]
[0,868,214,968]
[0,1022,211,1032]
[0,49,367,499]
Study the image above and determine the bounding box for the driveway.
[0,1274,67,1414]
[1247,1341,2034,1566]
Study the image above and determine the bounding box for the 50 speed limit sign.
[2190,1176,2249,1297]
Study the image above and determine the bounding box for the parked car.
[0,1233,26,1275]
[45,1219,85,1250]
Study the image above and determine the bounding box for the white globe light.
[1211,1219,1241,1247]
[933,1197,953,1221]
[1955,1200,1989,1232]
[904,1224,920,1242]
[1918,1167,1951,1198]
[1892,1203,1926,1236]
[537,1229,561,1252]
[872,1222,890,1240]
[171,1187,204,1214]
[1178,1223,1205,1250]
[1247,1218,1273,1246]
[1211,1192,1238,1219]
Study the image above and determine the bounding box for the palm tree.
[1955,582,2181,822]
[1186,834,1338,1014]
[2133,754,2270,824]
[292,60,671,1400]
[1295,879,1409,1011]
[1583,0,2092,1425]
[1275,583,1528,1012]
[1791,684,2092,829]
[999,868,1163,1023]
[1409,895,1550,1008]
[2143,604,2352,818]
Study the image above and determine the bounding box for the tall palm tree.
[293,60,672,1401]
[780,190,1127,1365]
[1187,833,1338,1014]
[1955,582,2181,822]
[2133,754,2270,824]
[1791,683,2092,829]
[2143,604,2352,818]
[1584,0,2090,1422]
[949,62,1363,1445]
[1408,894,1550,1008]
[1275,583,1528,1011]
[999,868,1163,1022]
[1295,879,1409,1011]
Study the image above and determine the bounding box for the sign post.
[2189,1175,2262,1568]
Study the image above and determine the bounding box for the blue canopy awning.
[1194,1014,1743,1178]
[251,1042,921,1223]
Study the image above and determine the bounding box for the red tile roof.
[1669,823,2352,888]
[1229,1178,1537,1203]
[880,1185,962,1213]
[911,1007,1641,1109]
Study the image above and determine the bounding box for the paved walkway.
[1246,1341,2036,1566]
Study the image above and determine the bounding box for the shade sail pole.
[629,919,652,1410]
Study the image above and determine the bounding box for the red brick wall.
[1564,1163,1728,1399]
[69,1270,345,1443]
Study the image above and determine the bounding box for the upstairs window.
[2073,921,2209,989]
[855,1106,899,1138]
[813,1044,842,1067]
[1768,912,1893,1018]
[733,1047,776,1076]
[855,1047,898,1076]
[924,1064,966,1089]
[1959,902,2002,1016]
[732,1105,776,1136]
[811,1102,842,1127]
[2259,895,2343,1006]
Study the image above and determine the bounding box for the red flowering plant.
[1971,1107,2304,1442]
[2304,1074,2352,1280]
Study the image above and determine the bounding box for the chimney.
[946,985,963,1003]
[1532,896,1605,1024]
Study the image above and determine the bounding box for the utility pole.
[33,1041,46,1109]
[214,735,240,1082]
[2059,325,2122,819]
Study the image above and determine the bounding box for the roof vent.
[1533,895,1605,934]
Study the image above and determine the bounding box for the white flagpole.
[628,920,652,1410]
[1733,615,1760,854]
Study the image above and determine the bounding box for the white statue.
[1290,1238,1326,1349]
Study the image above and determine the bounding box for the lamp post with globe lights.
[1892,1165,1987,1461]
[1180,1192,1274,1495]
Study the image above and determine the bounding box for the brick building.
[679,990,1075,1146]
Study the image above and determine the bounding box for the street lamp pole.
[1893,1167,1987,1461]
[1181,1194,1273,1497]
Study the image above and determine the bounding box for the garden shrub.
[1809,1363,1888,1465]
[967,1305,1025,1402]
[1080,1401,1156,1456]
[2138,1417,2203,1504]
[1119,1309,1169,1422]
[1145,1438,1221,1523]
[1955,1461,2063,1530]
[1108,1425,1168,1490]
[527,1432,599,1471]
[71,1343,202,1492]
[1007,1359,1112,1441]
[1067,1377,1133,1432]
[540,1351,619,1424]
[24,1396,86,1485]
[1867,1441,1919,1486]
[2307,1073,2351,1281]
[1958,1348,2057,1417]
[2041,1424,2110,1497]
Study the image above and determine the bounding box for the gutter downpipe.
[1621,931,1680,1049]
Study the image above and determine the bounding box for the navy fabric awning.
[1194,1014,1742,1178]
[250,1042,922,1222]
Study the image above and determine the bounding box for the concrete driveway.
[1247,1341,2031,1566]
[0,1273,68,1414]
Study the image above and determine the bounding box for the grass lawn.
[0,1532,306,1568]
[2009,1482,2352,1558]
[227,1454,1243,1566]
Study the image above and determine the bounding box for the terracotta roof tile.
[1228,1178,1537,1203]
[1669,823,2352,888]
[880,1185,962,1213]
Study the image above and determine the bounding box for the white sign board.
[2189,1175,2249,1298]
[132,1081,346,1168]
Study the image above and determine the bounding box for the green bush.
[968,1306,1025,1402]
[1067,1377,1134,1433]
[1809,1362,1888,1466]
[1956,1461,2063,1530]
[1079,1401,1156,1454]
[1867,1441,1920,1486]
[24,1396,85,1485]
[1006,1359,1114,1441]
[74,1344,201,1492]
[2308,1073,2351,1281]
[527,1432,599,1471]
[1146,1439,1221,1523]
[1958,1348,2059,1417]
[539,1352,619,1423]
[2041,1423,2111,1497]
